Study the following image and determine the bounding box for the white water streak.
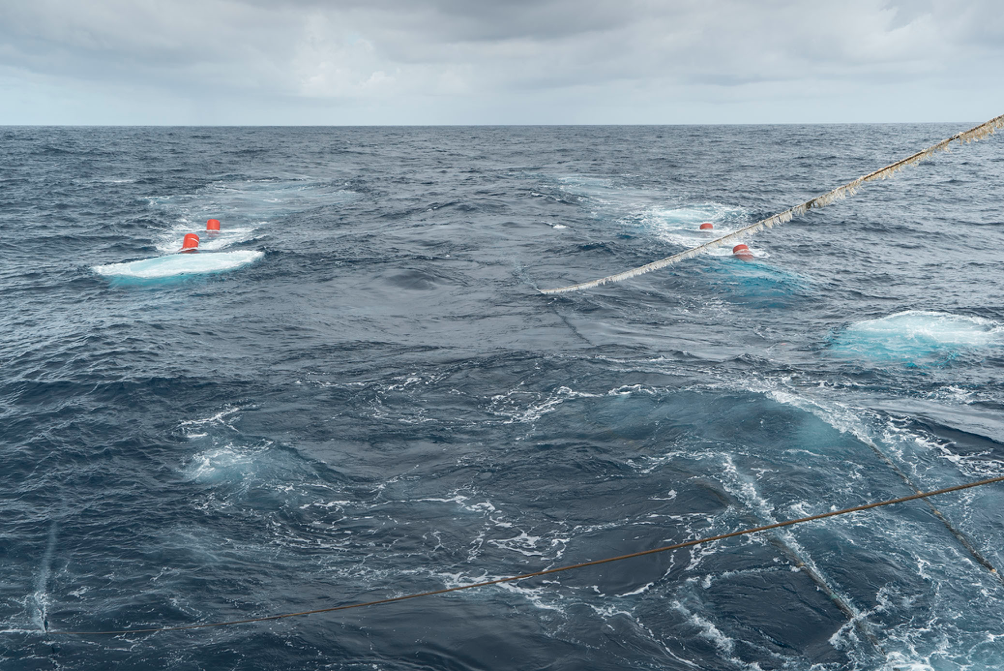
[32,520,58,632]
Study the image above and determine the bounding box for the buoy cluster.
[178,219,221,253]
[697,222,755,261]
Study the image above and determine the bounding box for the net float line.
[40,474,1004,637]
[540,113,1004,295]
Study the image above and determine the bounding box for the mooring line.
[540,113,1004,294]
[41,474,1004,637]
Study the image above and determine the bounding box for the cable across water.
[43,474,1004,637]
[541,113,1004,294]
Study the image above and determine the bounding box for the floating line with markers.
[541,113,1004,295]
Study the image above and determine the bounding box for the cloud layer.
[1,0,1002,124]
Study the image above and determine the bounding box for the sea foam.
[832,310,1002,361]
[93,250,263,279]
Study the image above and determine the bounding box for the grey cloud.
[1,0,1002,123]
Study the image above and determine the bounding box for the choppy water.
[2,125,1003,671]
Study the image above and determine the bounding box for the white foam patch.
[153,226,258,254]
[832,310,1003,360]
[187,445,261,484]
[488,385,601,425]
[556,175,614,191]
[182,440,302,502]
[93,250,263,279]
[144,178,355,253]
[672,599,737,657]
[877,657,935,671]
[638,204,768,258]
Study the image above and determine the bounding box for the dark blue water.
[2,125,1004,670]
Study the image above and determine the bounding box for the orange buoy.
[179,233,200,253]
[732,244,753,261]
[206,219,221,232]
[699,222,713,231]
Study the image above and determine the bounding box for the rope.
[45,474,1004,637]
[540,113,1004,294]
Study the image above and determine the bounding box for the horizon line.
[0,121,981,129]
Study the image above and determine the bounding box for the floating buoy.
[206,219,220,232]
[179,233,200,253]
[699,222,713,231]
[732,244,753,261]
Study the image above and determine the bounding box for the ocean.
[2,124,1003,670]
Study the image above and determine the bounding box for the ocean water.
[1,124,1003,671]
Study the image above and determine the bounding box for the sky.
[1,0,1002,125]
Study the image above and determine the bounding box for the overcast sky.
[1,0,1002,125]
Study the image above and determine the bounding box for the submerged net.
[541,114,1004,295]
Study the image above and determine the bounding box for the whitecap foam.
[179,405,246,432]
[153,226,259,254]
[187,444,261,484]
[488,385,601,425]
[831,310,1003,361]
[93,250,263,279]
[672,599,737,657]
[556,175,614,191]
[145,178,356,254]
[637,204,761,257]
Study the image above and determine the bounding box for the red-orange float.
[179,233,200,253]
[732,244,753,261]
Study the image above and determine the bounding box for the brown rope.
[47,474,1004,636]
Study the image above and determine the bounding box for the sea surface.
[2,124,1003,670]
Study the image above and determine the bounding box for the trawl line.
[39,474,1004,637]
[541,113,1004,294]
